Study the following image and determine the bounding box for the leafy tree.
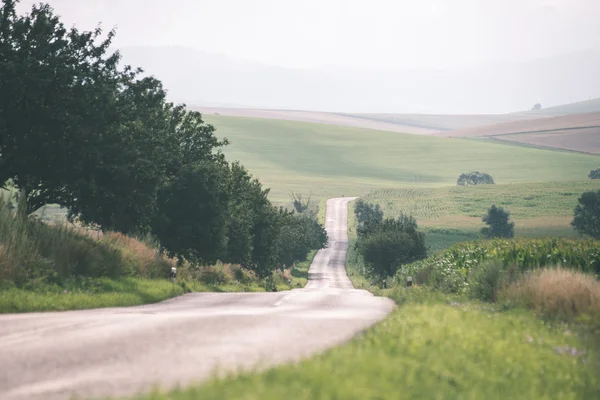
[242,205,291,279]
[152,160,231,265]
[0,0,228,233]
[571,190,600,238]
[275,214,328,268]
[0,0,123,215]
[481,205,514,238]
[589,168,600,180]
[457,171,495,186]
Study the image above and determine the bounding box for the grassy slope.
[0,278,184,313]
[203,115,600,206]
[361,180,600,251]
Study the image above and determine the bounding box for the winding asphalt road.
[0,197,395,400]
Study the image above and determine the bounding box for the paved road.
[0,197,395,400]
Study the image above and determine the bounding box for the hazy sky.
[16,0,600,69]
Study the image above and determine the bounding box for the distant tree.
[354,199,384,237]
[532,103,542,110]
[275,214,328,268]
[481,205,514,238]
[457,171,495,186]
[589,168,600,180]
[571,190,600,238]
[289,191,312,213]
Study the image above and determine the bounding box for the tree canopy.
[0,0,327,281]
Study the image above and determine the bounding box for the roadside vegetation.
[0,0,325,312]
[0,195,315,313]
[123,195,600,400]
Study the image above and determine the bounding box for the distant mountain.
[117,46,600,115]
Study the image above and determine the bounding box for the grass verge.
[126,287,600,400]
[0,278,184,313]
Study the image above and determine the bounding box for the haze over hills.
[119,45,600,115]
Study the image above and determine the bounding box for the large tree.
[0,0,226,232]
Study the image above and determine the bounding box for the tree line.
[0,0,327,279]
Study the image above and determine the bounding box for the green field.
[359,181,600,251]
[204,115,600,206]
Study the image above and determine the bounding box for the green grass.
[0,278,184,313]
[128,290,599,400]
[203,115,600,206]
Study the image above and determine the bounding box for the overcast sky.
[16,0,600,70]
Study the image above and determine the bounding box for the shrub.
[468,259,507,302]
[0,198,177,287]
[199,264,232,286]
[571,189,600,238]
[457,171,494,186]
[355,212,427,281]
[589,167,600,180]
[481,205,514,238]
[499,268,600,322]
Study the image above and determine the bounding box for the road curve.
[0,197,395,400]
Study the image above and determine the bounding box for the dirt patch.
[192,107,442,135]
[435,111,600,138]
[494,127,600,154]
[434,111,600,155]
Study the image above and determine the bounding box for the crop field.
[340,112,547,131]
[203,115,600,207]
[360,181,600,250]
[435,112,600,154]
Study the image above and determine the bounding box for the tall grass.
[500,268,600,322]
[0,196,173,288]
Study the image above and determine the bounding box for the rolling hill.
[203,115,600,206]
[435,111,600,154]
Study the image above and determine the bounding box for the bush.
[355,211,427,282]
[457,171,494,186]
[481,205,514,238]
[500,268,600,322]
[0,198,175,288]
[571,189,600,238]
[589,168,600,180]
[468,259,507,302]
